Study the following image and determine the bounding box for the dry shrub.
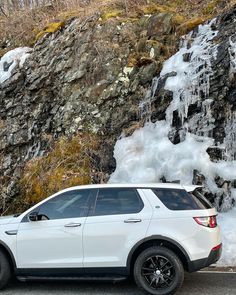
[0,0,235,51]
[19,132,99,207]
[1,0,234,50]
[0,0,148,47]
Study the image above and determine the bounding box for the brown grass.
[0,0,236,51]
[16,132,99,210]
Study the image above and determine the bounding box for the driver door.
[16,189,95,270]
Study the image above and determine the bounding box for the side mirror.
[28,211,38,222]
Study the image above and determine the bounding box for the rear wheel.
[0,249,12,289]
[134,246,184,295]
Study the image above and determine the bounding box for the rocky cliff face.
[0,11,179,210]
[110,7,236,211]
[1,6,236,212]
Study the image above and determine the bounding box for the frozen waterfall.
[109,18,236,266]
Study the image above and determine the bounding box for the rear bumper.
[187,243,222,272]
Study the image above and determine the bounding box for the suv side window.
[152,188,208,210]
[93,188,144,216]
[37,189,92,220]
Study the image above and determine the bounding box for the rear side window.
[93,188,144,216]
[152,188,212,210]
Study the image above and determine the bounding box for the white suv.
[0,184,221,295]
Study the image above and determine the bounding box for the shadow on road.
[1,272,236,295]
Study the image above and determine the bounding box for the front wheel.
[134,246,184,295]
[0,249,12,289]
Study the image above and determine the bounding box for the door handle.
[64,223,81,228]
[124,219,142,223]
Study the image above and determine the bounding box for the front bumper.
[187,243,222,272]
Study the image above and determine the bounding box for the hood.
[0,215,15,225]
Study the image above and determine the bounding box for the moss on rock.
[100,9,123,22]
[178,17,206,34]
[172,14,186,26]
[140,4,175,15]
[35,21,65,41]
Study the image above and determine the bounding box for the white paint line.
[198,271,236,274]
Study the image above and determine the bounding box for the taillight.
[193,216,217,228]
[212,243,222,251]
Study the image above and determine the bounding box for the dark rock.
[192,170,206,185]
[207,147,224,162]
[3,61,13,72]
[187,103,202,117]
[147,13,173,38]
[182,52,192,62]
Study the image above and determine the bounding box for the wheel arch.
[0,240,16,271]
[127,236,191,273]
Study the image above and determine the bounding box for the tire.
[133,246,184,295]
[0,249,12,290]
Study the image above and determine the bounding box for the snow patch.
[0,47,32,84]
[218,205,236,266]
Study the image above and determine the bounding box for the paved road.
[1,272,236,295]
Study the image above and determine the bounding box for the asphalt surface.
[1,272,236,294]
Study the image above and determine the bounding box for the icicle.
[228,36,236,73]
[161,19,218,127]
[139,77,159,121]
[224,112,236,161]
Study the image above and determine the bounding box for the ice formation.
[109,121,236,191]
[110,20,236,265]
[110,20,228,191]
[0,47,32,84]
[139,77,159,120]
[224,113,236,161]
[162,19,218,134]
[228,36,236,73]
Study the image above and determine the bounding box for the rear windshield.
[152,188,213,211]
[191,189,213,209]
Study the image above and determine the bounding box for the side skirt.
[16,267,129,282]
[17,275,128,282]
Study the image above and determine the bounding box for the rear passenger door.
[83,188,152,268]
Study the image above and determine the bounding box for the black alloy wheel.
[142,254,175,289]
[134,246,184,295]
